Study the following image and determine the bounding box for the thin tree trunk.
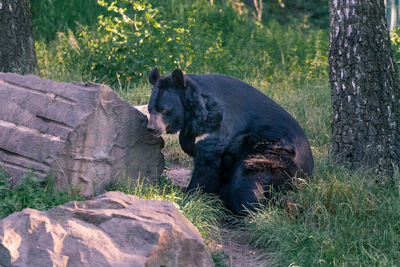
[0,0,38,74]
[329,0,400,176]
[390,0,397,32]
[253,0,263,22]
[246,0,262,21]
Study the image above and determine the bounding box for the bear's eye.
[159,103,172,114]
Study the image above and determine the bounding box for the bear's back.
[187,74,314,174]
[187,74,301,135]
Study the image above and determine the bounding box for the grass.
[116,81,152,106]
[211,251,229,267]
[244,158,400,266]
[0,167,224,243]
[0,167,84,219]
[35,35,85,82]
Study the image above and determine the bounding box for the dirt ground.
[165,163,268,267]
[208,226,269,267]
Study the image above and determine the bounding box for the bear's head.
[146,67,185,136]
[147,67,222,137]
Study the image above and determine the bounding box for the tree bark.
[329,0,400,176]
[0,0,38,74]
[390,0,397,32]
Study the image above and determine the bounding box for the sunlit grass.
[35,35,85,82]
[115,81,152,106]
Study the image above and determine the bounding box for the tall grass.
[245,158,400,266]
[115,81,152,106]
[35,34,85,82]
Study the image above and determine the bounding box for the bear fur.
[147,67,314,214]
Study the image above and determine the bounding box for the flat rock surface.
[0,191,213,267]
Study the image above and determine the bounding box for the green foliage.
[0,167,84,219]
[244,158,400,266]
[79,0,165,84]
[34,0,329,87]
[35,30,85,82]
[108,175,226,240]
[115,81,152,105]
[211,250,229,267]
[391,27,400,66]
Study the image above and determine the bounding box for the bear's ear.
[148,67,160,85]
[171,68,186,89]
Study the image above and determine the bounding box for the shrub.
[35,0,329,88]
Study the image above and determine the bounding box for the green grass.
[0,167,224,242]
[0,167,84,219]
[115,81,152,106]
[35,35,85,82]
[211,251,229,267]
[244,158,400,266]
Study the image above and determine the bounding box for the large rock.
[0,73,164,196]
[134,105,150,119]
[0,191,213,267]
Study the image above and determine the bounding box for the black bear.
[147,67,314,214]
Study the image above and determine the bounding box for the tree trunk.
[246,0,262,21]
[329,0,400,176]
[0,0,38,74]
[390,0,397,32]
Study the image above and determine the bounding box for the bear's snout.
[147,113,167,136]
[147,122,156,132]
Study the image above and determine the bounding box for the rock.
[0,191,213,267]
[0,73,164,196]
[134,105,150,119]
